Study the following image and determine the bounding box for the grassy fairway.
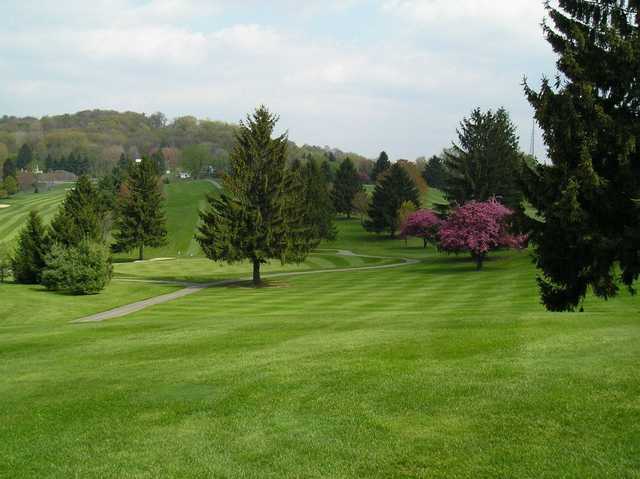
[0,185,69,245]
[1,217,639,478]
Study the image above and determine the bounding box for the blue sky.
[1,0,556,160]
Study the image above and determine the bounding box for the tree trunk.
[139,244,144,261]
[252,259,261,286]
[423,238,428,249]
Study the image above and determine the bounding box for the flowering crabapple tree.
[400,209,441,248]
[438,198,527,270]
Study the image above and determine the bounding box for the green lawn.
[0,184,69,245]
[1,215,639,478]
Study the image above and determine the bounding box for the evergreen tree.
[302,160,337,241]
[151,150,166,175]
[365,163,420,237]
[443,108,524,209]
[16,144,33,170]
[49,175,105,246]
[320,160,334,183]
[524,0,640,311]
[12,210,49,284]
[0,242,11,283]
[422,154,447,190]
[2,157,16,179]
[197,106,316,285]
[332,158,362,218]
[371,151,391,182]
[112,158,167,260]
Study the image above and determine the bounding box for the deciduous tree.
[439,199,527,270]
[351,190,370,224]
[400,209,441,248]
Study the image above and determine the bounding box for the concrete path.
[71,251,418,324]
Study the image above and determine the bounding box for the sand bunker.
[0,204,10,209]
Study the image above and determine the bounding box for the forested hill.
[0,110,371,177]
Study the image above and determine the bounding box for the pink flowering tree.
[400,209,441,248]
[438,199,527,270]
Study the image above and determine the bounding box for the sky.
[1,0,557,160]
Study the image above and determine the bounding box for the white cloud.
[0,0,556,159]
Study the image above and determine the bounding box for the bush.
[3,176,18,196]
[42,241,113,295]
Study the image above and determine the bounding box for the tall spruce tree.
[12,210,49,284]
[365,163,420,238]
[197,106,315,285]
[49,175,105,246]
[320,160,334,183]
[443,108,524,209]
[17,144,33,170]
[3,157,16,180]
[422,154,447,190]
[524,0,640,311]
[332,158,362,218]
[302,160,337,241]
[112,158,167,260]
[371,151,391,182]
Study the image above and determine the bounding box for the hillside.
[0,110,373,177]
[0,180,217,257]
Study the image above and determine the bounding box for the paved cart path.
[71,251,418,323]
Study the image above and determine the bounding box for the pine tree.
[365,163,420,238]
[0,242,11,283]
[524,0,640,311]
[320,160,334,183]
[332,158,362,218]
[2,157,16,180]
[112,158,167,260]
[197,106,315,285]
[371,151,391,182]
[49,175,105,246]
[302,160,337,241]
[12,210,49,284]
[16,144,33,171]
[443,108,524,209]
[151,150,166,175]
[422,154,447,190]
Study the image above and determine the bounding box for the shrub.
[42,241,113,295]
[3,176,18,196]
